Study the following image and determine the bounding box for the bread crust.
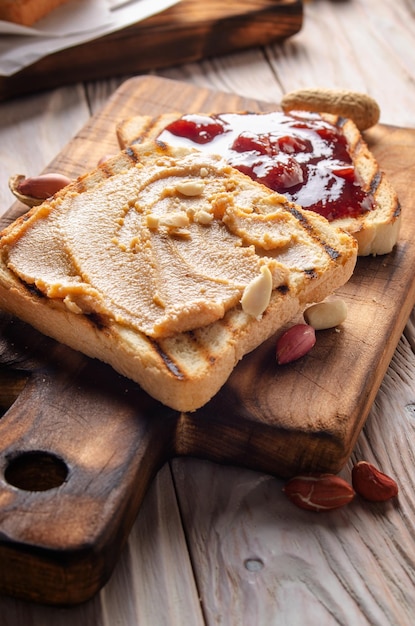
[0,143,357,412]
[116,111,401,256]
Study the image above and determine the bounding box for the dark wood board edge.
[0,0,303,101]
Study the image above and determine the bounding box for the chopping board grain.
[0,76,414,606]
[0,0,303,101]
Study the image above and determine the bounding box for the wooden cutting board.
[1,76,415,606]
[0,0,303,101]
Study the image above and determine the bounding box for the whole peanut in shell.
[281,88,380,131]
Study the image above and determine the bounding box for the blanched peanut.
[304,299,347,330]
[146,214,159,229]
[194,209,214,225]
[175,180,204,196]
[241,265,272,319]
[161,212,190,228]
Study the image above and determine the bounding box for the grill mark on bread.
[393,200,402,218]
[125,146,141,163]
[156,138,169,151]
[132,118,157,145]
[288,205,314,228]
[155,327,221,380]
[369,170,382,194]
[335,116,347,129]
[87,313,107,331]
[370,171,401,217]
[288,206,341,261]
[23,280,45,299]
[98,160,118,179]
[152,338,186,379]
[276,284,290,295]
[322,244,341,260]
[129,115,170,146]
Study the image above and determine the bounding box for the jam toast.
[116,111,401,256]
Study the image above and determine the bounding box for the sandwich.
[116,109,401,256]
[0,142,357,411]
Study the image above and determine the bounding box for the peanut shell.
[281,88,380,130]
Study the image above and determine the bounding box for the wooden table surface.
[1,0,415,623]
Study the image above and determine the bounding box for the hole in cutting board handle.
[4,451,69,491]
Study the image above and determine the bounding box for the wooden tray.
[1,76,415,606]
[0,0,303,101]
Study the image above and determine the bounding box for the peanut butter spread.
[2,149,338,339]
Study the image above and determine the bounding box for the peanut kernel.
[195,210,214,225]
[276,324,316,364]
[161,212,190,228]
[176,180,204,196]
[168,228,191,239]
[146,214,159,229]
[63,297,83,314]
[241,265,272,319]
[352,462,398,502]
[304,299,347,330]
[283,474,355,511]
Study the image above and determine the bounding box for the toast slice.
[116,110,401,256]
[0,142,357,412]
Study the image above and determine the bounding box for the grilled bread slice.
[116,110,401,256]
[0,142,357,412]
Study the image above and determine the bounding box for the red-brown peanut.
[276,323,316,364]
[352,461,398,502]
[283,474,355,512]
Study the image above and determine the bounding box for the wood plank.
[173,343,415,626]
[264,0,415,129]
[0,84,91,210]
[0,465,204,625]
[0,75,414,606]
[0,0,302,101]
[172,330,415,626]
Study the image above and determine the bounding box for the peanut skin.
[283,474,355,512]
[9,173,72,207]
[17,173,72,199]
[352,461,398,502]
[281,88,380,131]
[276,323,316,364]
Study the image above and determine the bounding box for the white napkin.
[0,0,180,76]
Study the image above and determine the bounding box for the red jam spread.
[159,112,374,221]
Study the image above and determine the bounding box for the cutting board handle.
[0,314,177,604]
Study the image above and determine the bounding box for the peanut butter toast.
[0,142,357,411]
